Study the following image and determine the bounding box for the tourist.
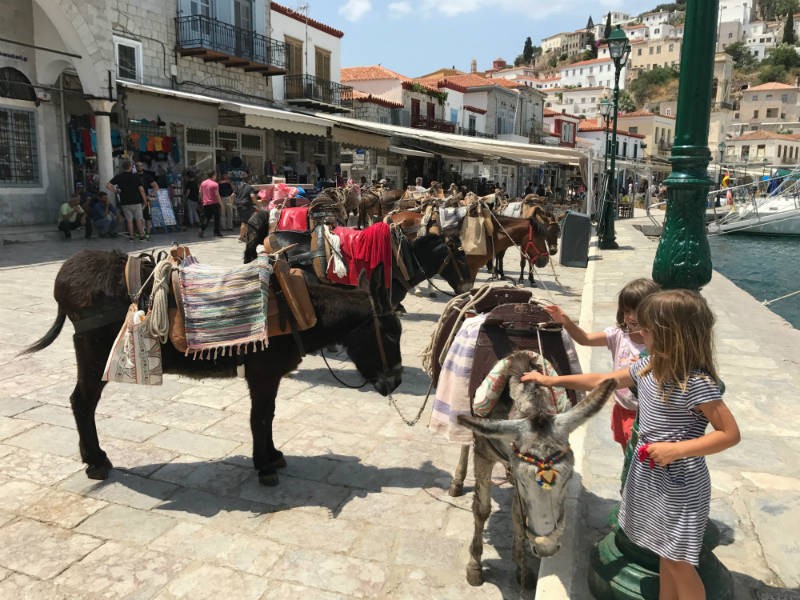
[106,159,146,242]
[89,191,119,238]
[184,170,200,227]
[198,170,222,238]
[524,181,533,196]
[414,177,426,192]
[218,172,235,231]
[522,289,740,599]
[235,173,257,242]
[58,195,90,240]
[537,278,660,450]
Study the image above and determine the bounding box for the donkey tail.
[19,309,67,355]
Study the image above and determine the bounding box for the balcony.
[284,74,353,113]
[457,126,496,139]
[410,115,456,133]
[175,15,287,75]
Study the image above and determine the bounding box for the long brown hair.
[637,289,719,398]
[616,278,661,328]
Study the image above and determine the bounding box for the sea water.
[709,235,800,329]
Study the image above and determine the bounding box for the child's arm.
[544,305,606,347]
[646,400,740,467]
[521,367,633,391]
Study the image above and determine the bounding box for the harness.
[522,221,550,265]
[511,444,571,490]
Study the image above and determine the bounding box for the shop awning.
[314,113,586,167]
[334,127,390,150]
[118,81,219,128]
[388,145,434,158]
[219,101,329,137]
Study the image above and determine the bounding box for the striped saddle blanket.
[179,256,273,358]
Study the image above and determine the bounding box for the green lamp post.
[597,26,630,250]
[589,2,733,598]
[651,1,719,290]
[599,98,613,175]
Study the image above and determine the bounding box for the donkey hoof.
[269,453,287,470]
[258,471,280,486]
[85,460,112,480]
[448,482,464,497]
[466,567,484,587]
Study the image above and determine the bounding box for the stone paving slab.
[0,227,797,599]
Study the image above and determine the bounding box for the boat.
[707,166,800,236]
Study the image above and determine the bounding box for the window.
[411,98,420,118]
[285,36,303,76]
[781,94,789,103]
[450,108,458,123]
[468,115,476,134]
[113,36,142,82]
[629,126,638,134]
[753,110,759,119]
[766,108,778,118]
[315,47,331,81]
[669,43,674,52]
[752,95,758,101]
[756,144,766,158]
[637,48,643,56]
[741,145,750,159]
[622,141,628,157]
[186,127,213,145]
[0,107,40,185]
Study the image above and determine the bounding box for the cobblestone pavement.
[0,219,797,599]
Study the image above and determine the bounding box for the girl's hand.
[520,371,552,386]
[645,442,683,467]
[544,304,568,324]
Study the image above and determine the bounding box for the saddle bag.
[459,213,486,255]
[267,259,317,336]
[467,302,578,407]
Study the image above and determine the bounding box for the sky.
[295,0,663,76]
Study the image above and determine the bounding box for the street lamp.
[599,98,612,175]
[717,140,727,185]
[598,25,630,250]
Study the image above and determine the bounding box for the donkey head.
[530,205,560,258]
[410,233,473,295]
[459,353,615,557]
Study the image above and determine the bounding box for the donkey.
[491,206,561,286]
[21,250,402,487]
[457,351,616,592]
[245,210,473,307]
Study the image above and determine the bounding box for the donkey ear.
[457,415,528,442]
[553,378,616,435]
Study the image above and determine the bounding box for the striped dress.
[618,356,721,565]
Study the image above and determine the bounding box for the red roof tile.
[271,2,344,38]
[464,105,487,114]
[352,90,403,109]
[340,65,410,83]
[746,82,797,91]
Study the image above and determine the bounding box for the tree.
[759,0,798,21]
[724,41,758,70]
[617,90,637,113]
[759,63,790,82]
[783,10,796,45]
[523,37,534,64]
[628,66,680,104]
[764,43,800,69]
[603,12,612,41]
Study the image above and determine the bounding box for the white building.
[719,1,754,26]
[744,21,780,60]
[558,57,628,90]
[545,86,610,119]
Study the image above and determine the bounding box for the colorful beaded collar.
[511,444,571,490]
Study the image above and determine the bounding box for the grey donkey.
[457,350,617,593]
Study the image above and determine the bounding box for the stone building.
[1,0,350,226]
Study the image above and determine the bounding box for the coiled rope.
[146,258,175,343]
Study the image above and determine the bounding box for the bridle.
[433,235,468,290]
[511,444,571,490]
[522,219,550,265]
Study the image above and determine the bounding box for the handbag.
[102,304,163,385]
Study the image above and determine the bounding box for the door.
[189,0,213,41]
[234,0,254,59]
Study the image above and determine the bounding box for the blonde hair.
[615,278,661,328]
[637,289,719,398]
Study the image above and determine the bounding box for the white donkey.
[458,351,616,593]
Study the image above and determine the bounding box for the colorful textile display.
[179,256,272,357]
[326,222,392,288]
[150,190,177,229]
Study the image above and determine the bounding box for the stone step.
[0,225,63,244]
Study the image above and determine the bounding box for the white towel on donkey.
[428,314,487,443]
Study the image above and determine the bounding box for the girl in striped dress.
[522,289,740,598]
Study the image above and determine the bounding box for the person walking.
[217,172,235,231]
[107,160,147,241]
[198,170,222,238]
[522,289,740,599]
[184,170,200,227]
[235,173,257,243]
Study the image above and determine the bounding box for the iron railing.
[175,15,286,69]
[283,74,353,109]
[410,115,456,133]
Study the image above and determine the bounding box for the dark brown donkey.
[21,250,402,487]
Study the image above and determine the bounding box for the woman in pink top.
[198,171,222,237]
[542,278,660,449]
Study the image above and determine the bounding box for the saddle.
[468,303,578,407]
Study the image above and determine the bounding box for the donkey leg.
[511,486,534,591]
[448,444,470,497]
[245,358,290,486]
[518,257,526,285]
[71,331,114,479]
[466,446,494,586]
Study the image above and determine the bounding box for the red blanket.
[327,222,392,288]
[276,207,309,232]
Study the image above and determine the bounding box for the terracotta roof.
[352,90,403,109]
[543,108,580,119]
[270,2,344,38]
[340,65,410,83]
[578,118,645,138]
[730,130,800,142]
[464,105,487,114]
[746,82,797,91]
